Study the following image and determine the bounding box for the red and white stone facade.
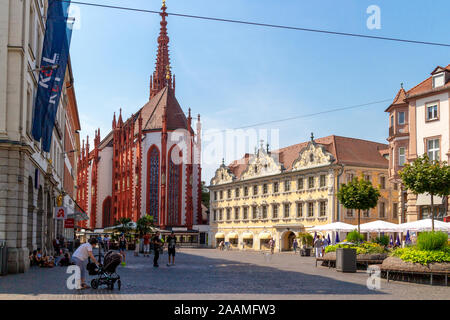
[76,3,203,230]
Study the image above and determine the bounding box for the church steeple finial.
[150,0,174,99]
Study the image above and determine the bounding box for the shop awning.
[215,232,225,239]
[242,232,253,240]
[227,232,238,239]
[259,233,272,240]
[415,194,443,206]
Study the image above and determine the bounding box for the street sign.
[55,206,67,220]
[64,218,75,228]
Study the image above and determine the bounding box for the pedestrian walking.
[269,238,275,254]
[53,237,60,257]
[103,235,110,251]
[219,240,224,251]
[293,238,298,253]
[322,236,329,256]
[143,233,151,257]
[118,234,127,266]
[314,235,323,258]
[71,237,100,289]
[152,231,162,267]
[166,231,177,266]
[134,238,140,257]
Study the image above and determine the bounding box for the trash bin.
[0,240,8,276]
[336,248,356,273]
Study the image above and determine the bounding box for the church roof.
[139,86,189,132]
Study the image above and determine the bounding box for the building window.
[244,186,248,197]
[235,188,240,197]
[433,74,445,88]
[252,206,257,219]
[426,138,440,161]
[219,209,223,221]
[398,147,406,166]
[227,189,231,199]
[380,176,386,189]
[284,204,290,218]
[284,180,290,192]
[319,201,327,216]
[263,184,268,194]
[320,175,326,187]
[398,111,405,125]
[219,190,223,200]
[273,182,279,193]
[226,208,231,221]
[213,210,217,221]
[363,209,370,218]
[308,203,314,217]
[393,183,398,190]
[234,207,239,220]
[346,209,353,218]
[253,185,258,195]
[243,207,248,220]
[426,103,438,121]
[346,173,354,182]
[364,174,371,182]
[147,146,160,223]
[393,203,398,219]
[308,176,315,189]
[296,203,303,217]
[262,206,267,219]
[379,202,385,218]
[272,204,278,219]
[297,178,304,190]
[214,191,217,200]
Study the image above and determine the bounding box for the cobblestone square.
[0,248,449,300]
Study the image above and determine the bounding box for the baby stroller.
[90,251,122,290]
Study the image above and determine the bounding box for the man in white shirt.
[72,237,100,289]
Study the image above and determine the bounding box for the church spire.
[150,0,174,99]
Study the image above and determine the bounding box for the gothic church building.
[77,2,203,232]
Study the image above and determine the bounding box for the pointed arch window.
[147,146,160,223]
[168,146,182,225]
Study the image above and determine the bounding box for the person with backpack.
[166,231,177,266]
[152,231,162,268]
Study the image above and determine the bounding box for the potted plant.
[298,232,314,256]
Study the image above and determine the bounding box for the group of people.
[313,235,330,257]
[134,231,177,268]
[29,249,55,268]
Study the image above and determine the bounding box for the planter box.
[336,248,356,273]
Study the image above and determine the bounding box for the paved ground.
[0,248,449,300]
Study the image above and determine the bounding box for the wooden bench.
[379,267,449,286]
[315,258,384,268]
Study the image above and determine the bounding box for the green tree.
[337,175,380,233]
[399,155,450,231]
[114,217,133,235]
[136,215,155,236]
[201,181,210,209]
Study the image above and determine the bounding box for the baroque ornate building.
[77,2,204,233]
[209,135,398,252]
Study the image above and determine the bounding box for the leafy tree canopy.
[337,176,380,211]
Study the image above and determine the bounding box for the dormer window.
[432,73,445,88]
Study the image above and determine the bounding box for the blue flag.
[32,0,73,152]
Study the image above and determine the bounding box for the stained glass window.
[148,147,159,223]
[168,147,182,225]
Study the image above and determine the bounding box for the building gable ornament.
[210,162,235,185]
[240,147,282,180]
[291,140,334,171]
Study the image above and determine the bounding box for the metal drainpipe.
[336,164,345,222]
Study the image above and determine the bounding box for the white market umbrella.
[397,219,450,232]
[103,221,137,232]
[309,222,357,232]
[359,220,400,233]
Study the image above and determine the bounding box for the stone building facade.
[0,0,81,273]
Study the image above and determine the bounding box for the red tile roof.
[226,135,388,179]
[406,64,450,98]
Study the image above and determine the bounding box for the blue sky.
[69,0,450,182]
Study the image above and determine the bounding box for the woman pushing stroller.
[72,237,101,289]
